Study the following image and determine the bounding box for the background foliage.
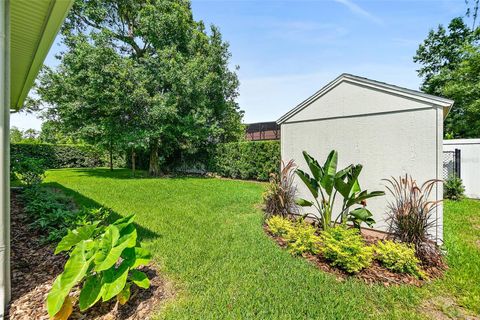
[414,1,480,138]
[210,140,280,181]
[32,0,244,176]
[11,143,107,169]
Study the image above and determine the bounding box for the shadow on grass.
[63,167,217,181]
[43,181,161,242]
[57,167,149,180]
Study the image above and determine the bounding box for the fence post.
[454,148,461,179]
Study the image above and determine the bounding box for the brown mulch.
[264,225,445,286]
[7,190,173,320]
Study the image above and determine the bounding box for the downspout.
[0,0,10,317]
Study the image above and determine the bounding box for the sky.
[11,0,467,130]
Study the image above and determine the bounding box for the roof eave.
[10,0,73,111]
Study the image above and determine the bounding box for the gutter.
[0,0,10,317]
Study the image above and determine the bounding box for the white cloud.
[334,0,383,25]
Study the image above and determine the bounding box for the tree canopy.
[35,0,244,175]
[414,2,480,138]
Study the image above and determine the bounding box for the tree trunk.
[148,141,161,176]
[109,144,113,171]
[131,146,136,178]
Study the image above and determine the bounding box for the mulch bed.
[264,225,445,286]
[7,190,172,320]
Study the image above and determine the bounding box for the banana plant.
[295,150,385,229]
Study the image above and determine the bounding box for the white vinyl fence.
[443,139,480,199]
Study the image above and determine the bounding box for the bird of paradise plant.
[295,150,385,230]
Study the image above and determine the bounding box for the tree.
[38,120,81,144]
[10,127,24,143]
[414,9,480,138]
[35,0,244,176]
[438,46,480,137]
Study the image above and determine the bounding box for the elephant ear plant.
[295,150,385,229]
[47,214,152,319]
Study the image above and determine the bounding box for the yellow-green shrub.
[375,240,426,278]
[319,226,373,273]
[284,220,321,256]
[266,217,320,256]
[266,216,293,237]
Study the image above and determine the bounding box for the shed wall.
[281,107,443,240]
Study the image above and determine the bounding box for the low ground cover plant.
[266,216,320,256]
[295,150,384,230]
[319,225,374,273]
[22,186,110,242]
[266,215,293,237]
[47,214,152,319]
[444,175,465,201]
[284,219,321,256]
[375,240,425,279]
[11,157,46,186]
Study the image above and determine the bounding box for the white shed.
[277,74,454,241]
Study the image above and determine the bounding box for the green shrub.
[211,140,280,181]
[374,240,425,279]
[47,215,152,318]
[266,216,293,237]
[266,217,320,256]
[319,225,373,273]
[11,158,46,186]
[10,143,105,169]
[285,220,321,256]
[444,176,465,201]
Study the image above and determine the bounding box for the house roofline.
[277,73,454,125]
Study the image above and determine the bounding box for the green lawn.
[44,168,480,319]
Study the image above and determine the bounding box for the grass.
[43,168,480,319]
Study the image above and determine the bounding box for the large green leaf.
[129,270,150,289]
[320,150,338,195]
[55,222,100,254]
[95,224,137,272]
[101,262,130,301]
[296,169,318,198]
[79,274,104,311]
[94,225,120,267]
[113,214,136,232]
[122,246,152,269]
[302,151,323,181]
[117,283,131,305]
[346,190,385,208]
[295,198,314,207]
[335,165,362,199]
[348,207,376,228]
[47,241,93,317]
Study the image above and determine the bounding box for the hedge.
[210,140,280,181]
[11,143,105,169]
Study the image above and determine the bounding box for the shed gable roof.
[277,73,454,124]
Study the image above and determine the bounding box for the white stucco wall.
[443,139,480,199]
[281,81,444,241]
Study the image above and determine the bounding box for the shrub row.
[210,140,280,181]
[267,216,425,278]
[11,143,105,169]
